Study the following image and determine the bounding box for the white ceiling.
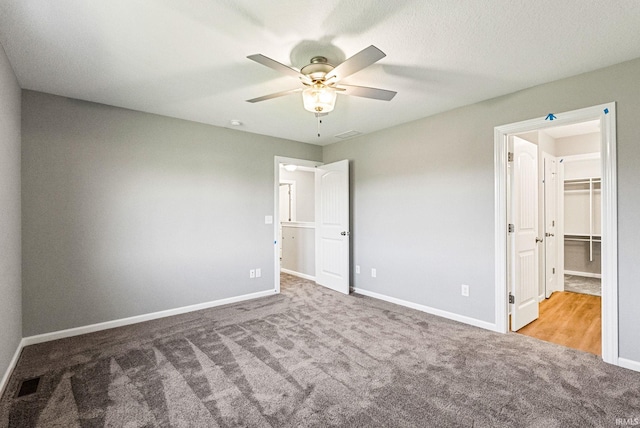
[1,1,640,146]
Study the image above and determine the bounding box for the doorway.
[494,103,618,365]
[273,156,351,295]
[510,123,603,355]
[274,157,322,294]
[278,166,315,281]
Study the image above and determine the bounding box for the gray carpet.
[565,274,602,296]
[1,274,639,427]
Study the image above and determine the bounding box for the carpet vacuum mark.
[1,274,639,427]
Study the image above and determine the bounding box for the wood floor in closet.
[517,291,601,355]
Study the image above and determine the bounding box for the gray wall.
[22,91,322,336]
[564,241,601,275]
[281,226,315,277]
[323,57,640,363]
[0,43,21,380]
[556,132,600,157]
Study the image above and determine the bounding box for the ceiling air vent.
[334,130,362,140]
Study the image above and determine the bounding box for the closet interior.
[563,155,601,282]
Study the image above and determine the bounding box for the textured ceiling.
[1,0,640,145]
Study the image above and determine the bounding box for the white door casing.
[543,153,558,298]
[494,102,617,366]
[510,137,540,331]
[274,157,324,294]
[315,160,350,294]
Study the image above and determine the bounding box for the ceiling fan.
[246,45,397,114]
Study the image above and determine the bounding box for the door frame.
[274,156,323,293]
[494,103,618,365]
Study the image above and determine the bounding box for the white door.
[511,137,540,331]
[315,160,350,294]
[543,154,558,298]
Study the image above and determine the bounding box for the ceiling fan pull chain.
[317,113,321,137]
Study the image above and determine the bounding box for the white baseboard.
[564,270,602,279]
[618,357,640,373]
[0,339,26,399]
[280,268,315,281]
[353,287,499,333]
[22,289,276,347]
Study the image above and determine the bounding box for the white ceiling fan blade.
[338,84,396,101]
[247,54,312,84]
[246,88,302,103]
[325,45,386,82]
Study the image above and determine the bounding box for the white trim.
[280,268,316,281]
[494,127,509,333]
[618,358,640,373]
[354,287,499,332]
[564,270,602,279]
[494,102,618,366]
[274,156,323,294]
[600,103,618,366]
[21,289,275,347]
[281,221,316,229]
[0,340,25,398]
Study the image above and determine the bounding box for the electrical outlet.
[356,265,360,274]
[461,284,469,297]
[250,269,255,278]
[256,268,261,278]
[371,268,377,278]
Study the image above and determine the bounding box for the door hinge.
[508,223,514,233]
[507,152,514,162]
[552,267,556,274]
[509,293,515,304]
[552,220,555,227]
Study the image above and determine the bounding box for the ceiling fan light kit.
[302,84,337,113]
[247,45,396,118]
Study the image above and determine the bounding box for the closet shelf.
[564,177,601,184]
[564,174,601,262]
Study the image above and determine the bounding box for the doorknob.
[340,231,351,236]
[545,232,555,237]
[535,237,543,243]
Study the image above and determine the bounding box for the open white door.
[315,159,350,294]
[511,137,540,331]
[543,154,558,298]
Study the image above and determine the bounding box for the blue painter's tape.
[545,113,557,121]
[604,108,609,114]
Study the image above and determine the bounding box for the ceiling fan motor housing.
[300,56,334,84]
